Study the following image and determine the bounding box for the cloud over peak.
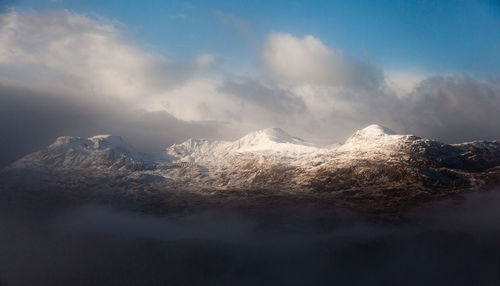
[261,33,383,89]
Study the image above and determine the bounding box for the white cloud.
[261,33,383,89]
[385,69,427,97]
[0,10,203,106]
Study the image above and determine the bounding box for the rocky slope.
[1,124,500,213]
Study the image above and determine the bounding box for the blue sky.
[5,0,500,75]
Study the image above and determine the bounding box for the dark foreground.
[1,190,500,286]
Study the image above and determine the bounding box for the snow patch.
[230,128,326,153]
[345,124,396,142]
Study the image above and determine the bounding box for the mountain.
[1,124,500,213]
[164,127,333,164]
[11,134,149,170]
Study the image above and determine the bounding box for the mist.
[1,190,500,286]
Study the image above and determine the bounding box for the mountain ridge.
[2,124,500,213]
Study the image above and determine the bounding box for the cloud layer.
[1,10,500,166]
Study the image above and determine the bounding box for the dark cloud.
[396,75,500,142]
[0,84,223,168]
[304,75,500,144]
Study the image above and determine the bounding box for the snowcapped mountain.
[1,124,500,213]
[230,127,325,152]
[164,127,334,165]
[12,134,145,169]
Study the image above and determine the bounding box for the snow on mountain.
[232,128,312,149]
[12,134,150,169]
[51,134,136,153]
[7,125,419,170]
[7,124,500,177]
[165,127,335,165]
[348,124,396,138]
[165,138,232,163]
[337,124,413,157]
[3,124,500,212]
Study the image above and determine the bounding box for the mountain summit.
[344,124,398,143]
[231,127,325,153]
[235,127,305,146]
[352,124,396,137]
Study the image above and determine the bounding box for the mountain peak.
[240,127,300,144]
[50,134,135,152]
[90,134,134,151]
[231,127,320,152]
[235,127,309,147]
[358,124,396,136]
[343,124,397,145]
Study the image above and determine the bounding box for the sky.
[0,0,499,166]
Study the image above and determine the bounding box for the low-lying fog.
[1,190,500,286]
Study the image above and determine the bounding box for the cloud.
[218,78,306,114]
[385,70,427,98]
[0,10,205,106]
[261,33,383,89]
[396,75,500,142]
[156,78,311,139]
[287,75,500,143]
